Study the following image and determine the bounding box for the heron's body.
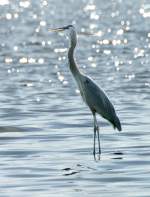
[75,74,121,131]
[49,25,122,158]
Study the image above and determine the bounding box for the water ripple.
[0,0,150,196]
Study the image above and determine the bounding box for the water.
[0,0,150,196]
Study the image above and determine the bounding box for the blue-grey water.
[0,0,150,196]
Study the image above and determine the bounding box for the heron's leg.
[94,114,101,156]
[97,126,101,155]
[93,113,97,158]
[93,125,96,158]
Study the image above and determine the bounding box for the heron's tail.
[111,115,122,131]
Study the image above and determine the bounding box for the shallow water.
[0,0,150,196]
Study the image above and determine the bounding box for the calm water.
[0,0,150,196]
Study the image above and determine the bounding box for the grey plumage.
[81,76,122,131]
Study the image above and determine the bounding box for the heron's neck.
[68,42,80,78]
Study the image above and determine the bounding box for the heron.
[49,25,122,158]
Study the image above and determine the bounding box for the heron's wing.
[81,76,121,131]
[83,76,116,119]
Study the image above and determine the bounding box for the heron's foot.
[93,150,96,160]
[93,151,101,161]
[93,143,101,161]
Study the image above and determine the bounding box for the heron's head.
[49,25,77,46]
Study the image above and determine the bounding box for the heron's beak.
[48,26,69,32]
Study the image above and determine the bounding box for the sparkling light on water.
[19,0,30,8]
[0,0,9,5]
[5,57,13,63]
[139,6,150,18]
[1,1,150,197]
[6,13,12,20]
[84,4,96,12]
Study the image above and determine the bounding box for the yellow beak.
[48,28,65,32]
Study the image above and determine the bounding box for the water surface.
[0,0,150,196]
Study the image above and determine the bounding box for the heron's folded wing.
[83,77,116,118]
